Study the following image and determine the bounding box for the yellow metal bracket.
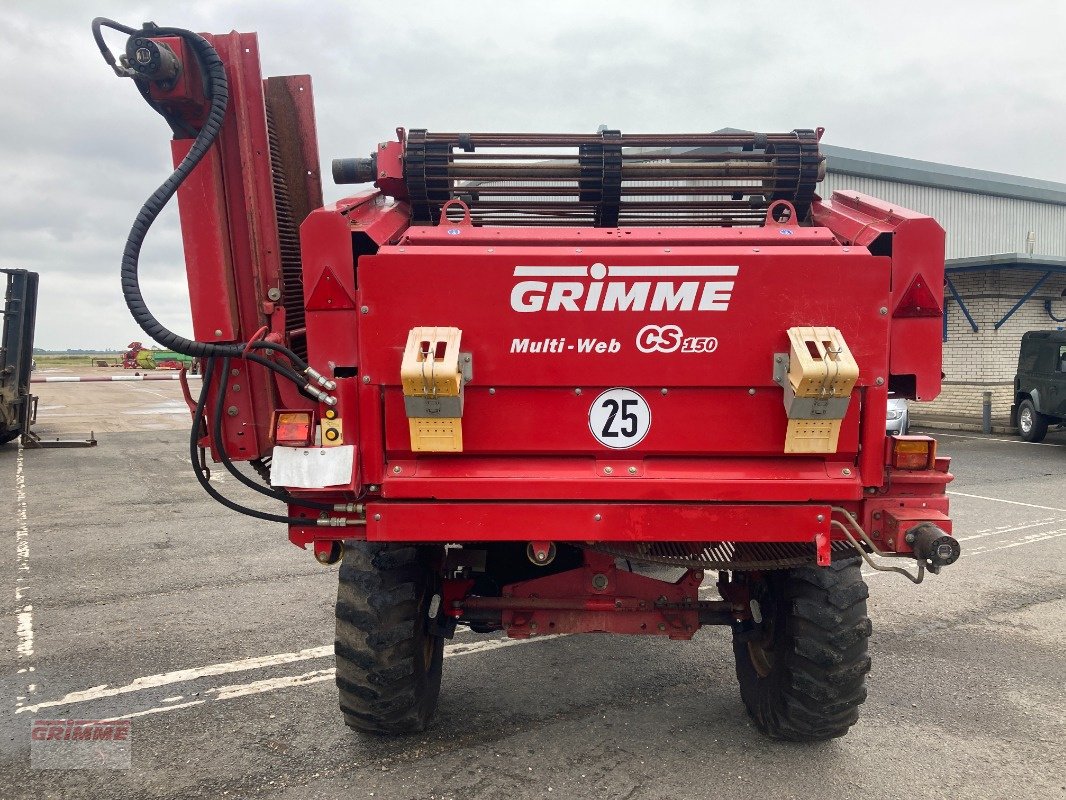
[400,327,465,452]
[773,326,859,454]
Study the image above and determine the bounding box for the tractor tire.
[732,558,872,741]
[1018,399,1049,443]
[335,541,444,735]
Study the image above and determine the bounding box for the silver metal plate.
[781,381,851,419]
[772,352,790,386]
[773,351,850,420]
[270,445,354,488]
[404,394,464,418]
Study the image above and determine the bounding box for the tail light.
[888,435,936,470]
[273,410,315,447]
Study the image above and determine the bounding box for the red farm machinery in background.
[95,18,960,741]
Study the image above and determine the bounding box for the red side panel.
[381,387,863,457]
[359,247,889,389]
[172,142,238,342]
[168,33,316,458]
[813,191,946,401]
[364,502,831,543]
[357,247,889,469]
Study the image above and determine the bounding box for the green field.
[34,353,121,367]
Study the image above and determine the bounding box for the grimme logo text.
[510,263,738,313]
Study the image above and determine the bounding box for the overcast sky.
[3,1,1065,349]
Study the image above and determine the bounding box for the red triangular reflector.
[893,273,942,318]
[305,266,355,311]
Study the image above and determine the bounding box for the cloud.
[2,1,1065,348]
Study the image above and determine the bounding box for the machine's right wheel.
[334,541,444,735]
[1018,399,1049,442]
[731,558,872,741]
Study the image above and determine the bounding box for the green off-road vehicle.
[1012,330,1066,442]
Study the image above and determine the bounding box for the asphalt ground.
[3,374,1065,799]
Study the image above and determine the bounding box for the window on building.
[1058,345,1066,373]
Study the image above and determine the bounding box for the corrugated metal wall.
[819,173,1066,258]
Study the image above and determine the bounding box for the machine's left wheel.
[334,541,444,735]
[731,558,872,741]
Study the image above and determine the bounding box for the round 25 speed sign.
[588,388,651,449]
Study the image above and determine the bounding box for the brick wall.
[920,270,1066,417]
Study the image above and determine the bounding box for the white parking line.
[956,517,1066,542]
[19,635,562,719]
[114,698,205,720]
[107,670,342,722]
[215,668,335,700]
[948,491,1066,513]
[964,528,1066,556]
[14,441,36,710]
[932,432,1066,448]
[16,644,332,714]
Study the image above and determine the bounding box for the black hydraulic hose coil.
[93,19,316,390]
[116,25,235,360]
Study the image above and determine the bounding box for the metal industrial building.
[819,142,1066,421]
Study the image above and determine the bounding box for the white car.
[886,395,909,435]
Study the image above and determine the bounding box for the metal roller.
[335,128,825,227]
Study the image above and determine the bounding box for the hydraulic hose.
[91,17,137,73]
[190,358,316,525]
[211,356,336,512]
[112,23,232,359]
[91,19,331,399]
[95,19,352,526]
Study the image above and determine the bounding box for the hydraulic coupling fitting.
[906,523,961,573]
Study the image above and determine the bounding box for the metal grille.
[265,104,307,360]
[588,539,858,571]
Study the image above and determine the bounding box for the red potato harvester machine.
[93,18,960,740]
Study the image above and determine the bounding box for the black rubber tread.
[335,541,444,735]
[732,558,872,741]
[1018,399,1049,443]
